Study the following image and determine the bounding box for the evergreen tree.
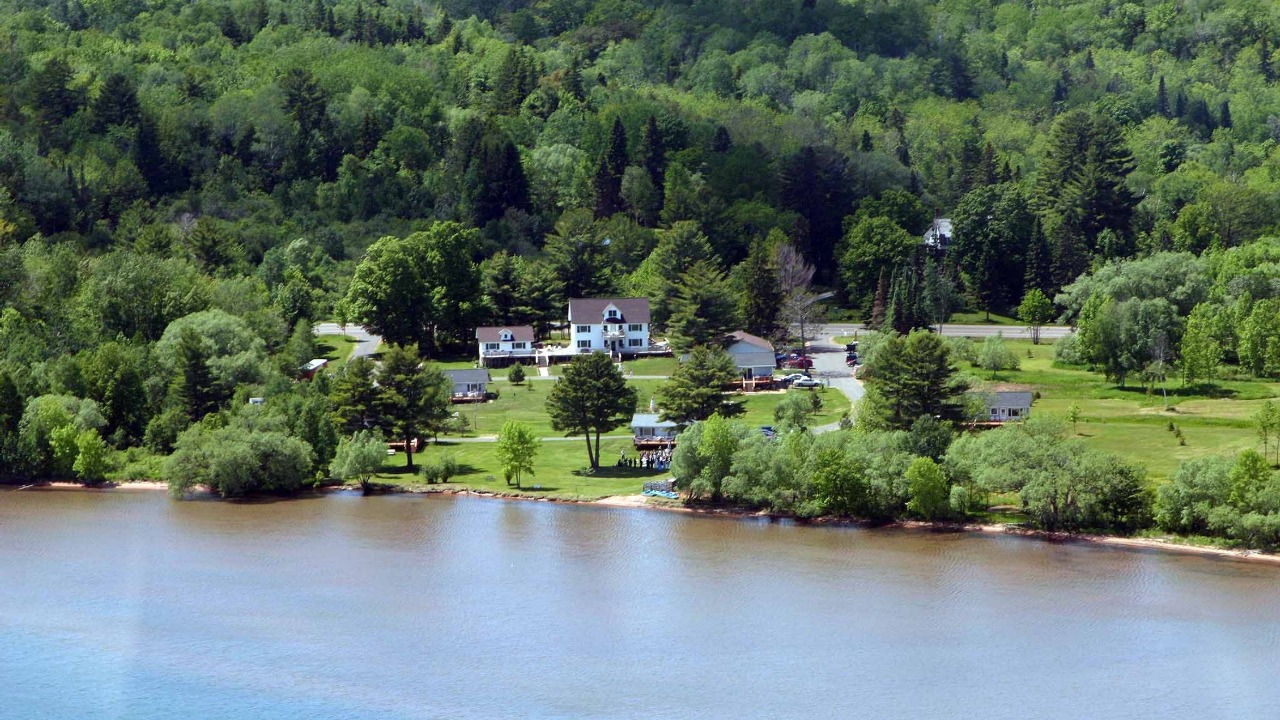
[330,356,382,435]
[780,145,852,274]
[638,115,666,204]
[860,130,873,152]
[494,46,537,114]
[1219,100,1232,129]
[171,328,218,422]
[481,252,525,325]
[461,132,531,226]
[648,221,716,327]
[869,267,889,329]
[542,209,617,300]
[711,125,732,152]
[90,73,140,130]
[1023,218,1053,295]
[593,118,628,218]
[1156,75,1169,117]
[562,54,584,100]
[655,346,744,425]
[667,261,741,353]
[863,330,967,430]
[738,236,783,340]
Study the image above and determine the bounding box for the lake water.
[2,488,1278,719]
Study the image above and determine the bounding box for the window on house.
[575,325,591,333]
[577,340,591,349]
[511,342,526,349]
[628,338,642,347]
[500,331,512,341]
[628,324,642,332]
[606,309,618,318]
[465,383,484,393]
[484,343,500,351]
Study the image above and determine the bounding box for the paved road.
[313,323,383,359]
[817,323,1074,341]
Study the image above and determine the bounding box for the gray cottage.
[443,369,491,403]
[723,331,776,380]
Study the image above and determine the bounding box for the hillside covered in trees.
[5,0,1280,507]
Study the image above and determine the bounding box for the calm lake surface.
[2,489,1278,720]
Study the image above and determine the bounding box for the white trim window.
[576,325,591,333]
[511,342,527,349]
[627,338,643,347]
[577,340,591,349]
[628,324,642,332]
[484,342,500,351]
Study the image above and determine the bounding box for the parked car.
[778,373,809,385]
[783,355,813,369]
[760,426,776,439]
[791,377,823,389]
[845,356,859,367]
[844,342,859,353]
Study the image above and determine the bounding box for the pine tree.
[376,344,450,471]
[546,353,636,471]
[667,261,741,353]
[90,73,140,130]
[593,118,628,218]
[711,125,732,152]
[171,328,219,421]
[1156,75,1169,117]
[738,237,783,340]
[655,346,744,425]
[638,115,666,201]
[860,130,873,152]
[975,142,999,187]
[562,54,584,100]
[1220,99,1232,129]
[330,357,383,435]
[1023,218,1052,295]
[869,267,889,329]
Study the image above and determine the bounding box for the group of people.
[618,447,674,471]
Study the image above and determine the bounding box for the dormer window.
[606,308,619,319]
[500,330,513,341]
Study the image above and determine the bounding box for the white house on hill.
[724,331,776,380]
[476,325,535,367]
[568,298,650,357]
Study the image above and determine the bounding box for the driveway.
[313,323,383,360]
[804,335,864,433]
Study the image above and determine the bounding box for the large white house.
[475,325,535,367]
[568,298,650,357]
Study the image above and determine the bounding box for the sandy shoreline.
[11,480,1280,566]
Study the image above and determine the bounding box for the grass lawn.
[833,335,868,346]
[974,339,1276,481]
[740,388,851,427]
[375,436,666,500]
[315,335,358,370]
[621,356,679,376]
[440,378,668,438]
[947,311,1021,325]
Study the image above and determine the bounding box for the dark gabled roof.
[568,298,650,324]
[475,326,535,342]
[443,369,491,384]
[726,330,775,353]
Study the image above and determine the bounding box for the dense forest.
[5,0,1280,530]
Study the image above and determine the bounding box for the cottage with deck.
[568,298,650,358]
[631,413,678,448]
[476,326,535,367]
[443,369,491,403]
[724,331,776,381]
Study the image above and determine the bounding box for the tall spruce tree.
[738,236,783,340]
[593,117,628,218]
[656,346,744,425]
[667,261,741,353]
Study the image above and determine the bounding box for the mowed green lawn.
[315,335,358,370]
[980,340,1275,481]
[376,437,666,500]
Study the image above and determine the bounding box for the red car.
[783,355,813,369]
